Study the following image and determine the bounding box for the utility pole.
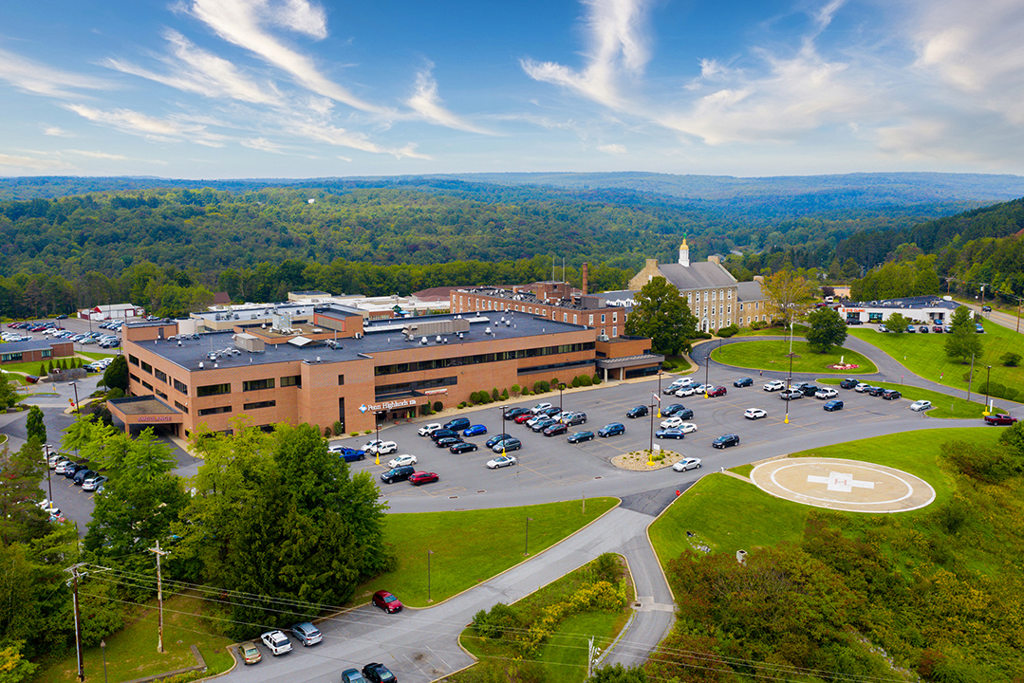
[149,541,169,653]
[66,563,87,681]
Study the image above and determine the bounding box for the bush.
[691,331,713,340]
[1001,352,1021,367]
[350,431,360,437]
[716,324,739,338]
[333,420,344,435]
[750,320,768,330]
[510,384,521,397]
[106,387,125,400]
[420,404,432,416]
[458,401,467,409]
[471,602,522,640]
[324,426,332,437]
[533,380,550,394]
[977,381,1018,401]
[500,388,509,400]
[491,388,500,401]
[550,377,560,389]
[592,373,602,385]
[578,374,593,387]
[38,363,46,376]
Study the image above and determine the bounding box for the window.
[198,405,232,416]
[129,373,140,384]
[1,352,22,362]
[155,390,167,400]
[612,312,618,322]
[140,360,152,374]
[243,400,276,410]
[562,313,567,322]
[573,314,578,324]
[588,314,594,325]
[174,401,188,413]
[154,368,167,383]
[141,381,152,391]
[280,375,301,387]
[197,382,231,397]
[129,355,140,367]
[739,303,744,311]
[601,314,606,323]
[242,378,275,392]
[612,326,617,336]
[173,379,187,393]
[41,349,52,359]
[337,374,345,386]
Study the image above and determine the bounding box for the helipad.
[749,457,936,513]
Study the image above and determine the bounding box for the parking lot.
[327,370,938,512]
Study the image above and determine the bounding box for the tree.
[0,642,39,683]
[0,441,48,544]
[763,270,816,327]
[805,308,847,353]
[589,664,649,682]
[102,355,128,392]
[624,277,697,356]
[0,372,17,411]
[945,306,982,363]
[885,312,910,334]
[25,405,46,444]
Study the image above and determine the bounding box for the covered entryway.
[108,396,185,436]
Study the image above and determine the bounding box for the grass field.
[816,379,1000,419]
[710,339,878,374]
[78,351,117,361]
[734,323,810,337]
[849,320,1024,399]
[36,594,235,683]
[649,427,1003,564]
[354,498,618,607]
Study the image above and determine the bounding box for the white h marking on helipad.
[806,471,875,493]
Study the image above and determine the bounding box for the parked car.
[906,324,916,333]
[779,390,803,401]
[72,468,96,485]
[63,463,88,479]
[932,325,944,333]
[626,405,648,419]
[462,424,487,437]
[909,400,932,412]
[598,423,625,437]
[672,457,702,472]
[82,474,107,492]
[260,630,292,656]
[429,429,458,442]
[380,465,415,484]
[662,404,685,416]
[918,325,930,333]
[660,416,685,429]
[239,640,261,665]
[504,407,529,419]
[878,324,889,332]
[435,436,461,449]
[290,622,323,646]
[712,434,740,449]
[663,405,694,420]
[854,382,870,393]
[418,423,442,436]
[763,380,786,392]
[372,590,403,613]
[733,377,753,387]
[341,669,368,683]
[664,379,690,394]
[543,423,568,437]
[362,662,397,683]
[823,399,844,412]
[530,418,557,432]
[409,471,439,486]
[363,440,398,455]
[744,408,767,420]
[881,389,902,400]
[487,455,518,469]
[655,428,686,440]
[529,402,553,414]
[982,304,992,312]
[707,386,727,397]
[866,386,885,397]
[814,388,838,400]
[975,323,985,333]
[563,411,587,426]
[675,385,699,397]
[449,441,479,454]
[443,417,471,431]
[798,384,819,397]
[492,437,522,453]
[485,433,512,448]
[567,431,595,444]
[984,414,1018,425]
[387,454,418,468]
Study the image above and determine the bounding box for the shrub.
[571,375,581,388]
[420,404,432,416]
[716,324,739,338]
[350,431,360,437]
[533,380,550,394]
[333,420,344,435]
[592,373,602,385]
[364,429,372,435]
[578,374,593,387]
[510,384,521,397]
[469,391,482,405]
[550,377,560,388]
[977,381,1018,401]
[471,603,522,640]
[106,387,125,400]
[47,360,54,373]
[750,320,768,330]
[459,402,467,409]
[324,426,332,437]
[491,387,500,401]
[500,388,509,400]
[1001,352,1021,367]
[38,363,46,376]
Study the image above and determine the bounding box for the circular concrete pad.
[750,457,936,513]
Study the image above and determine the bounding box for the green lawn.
[78,351,117,361]
[710,340,878,374]
[36,594,234,683]
[816,378,1001,419]
[849,321,1024,400]
[649,428,1003,563]
[355,498,618,607]
[734,323,809,337]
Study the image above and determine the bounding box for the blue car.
[733,377,754,387]
[568,430,595,444]
[486,433,512,448]
[823,399,844,412]
[340,448,366,462]
[655,428,686,440]
[463,424,488,437]
[598,423,625,437]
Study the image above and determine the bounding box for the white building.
[837,295,966,325]
[78,303,145,321]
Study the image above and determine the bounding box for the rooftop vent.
[421,336,428,345]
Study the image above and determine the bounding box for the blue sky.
[2,0,1023,178]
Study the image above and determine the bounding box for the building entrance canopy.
[108,396,184,434]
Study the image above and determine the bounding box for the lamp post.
[557,383,565,414]
[101,639,108,683]
[524,517,533,556]
[703,344,710,398]
[657,370,662,417]
[984,365,992,415]
[427,550,433,603]
[69,381,79,414]
[43,443,53,506]
[784,321,795,424]
[499,404,507,441]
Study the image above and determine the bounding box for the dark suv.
[443,417,471,431]
[881,389,902,400]
[380,465,415,484]
[430,428,458,442]
[564,412,587,426]
[798,384,819,397]
[839,378,858,389]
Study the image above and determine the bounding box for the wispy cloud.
[597,143,627,154]
[406,65,496,135]
[105,30,282,105]
[241,137,286,153]
[289,118,430,159]
[0,47,111,99]
[0,152,73,172]
[65,104,228,147]
[187,0,386,113]
[65,149,129,160]
[521,0,652,109]
[43,126,73,137]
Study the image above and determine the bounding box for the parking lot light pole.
[500,404,507,440]
[43,444,53,504]
[657,370,662,417]
[984,365,992,415]
[69,381,79,414]
[558,383,565,414]
[784,322,794,424]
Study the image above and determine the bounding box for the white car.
[854,383,870,393]
[486,455,518,469]
[909,400,932,412]
[672,457,702,472]
[660,416,684,429]
[762,380,785,392]
[363,440,398,455]
[815,388,838,400]
[530,402,553,414]
[260,630,293,656]
[744,408,767,420]
[674,385,699,397]
[675,422,698,434]
[387,454,418,468]
[417,423,442,436]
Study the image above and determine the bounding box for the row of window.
[196,400,277,417]
[456,296,620,329]
[375,342,595,376]
[1,349,52,362]
[376,375,457,400]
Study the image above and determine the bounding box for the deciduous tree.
[763,270,816,327]
[944,306,982,363]
[624,277,697,356]
[25,405,46,444]
[805,307,848,353]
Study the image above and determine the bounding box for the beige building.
[629,239,769,332]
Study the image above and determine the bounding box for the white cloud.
[289,118,429,159]
[43,126,73,137]
[597,143,627,154]
[522,0,652,109]
[65,103,228,147]
[65,149,129,160]
[187,0,385,113]
[0,47,111,99]
[0,152,73,172]
[406,66,496,135]
[241,137,286,153]
[104,30,282,105]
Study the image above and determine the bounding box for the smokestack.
[582,262,589,296]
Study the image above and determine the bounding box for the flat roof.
[108,396,180,415]
[457,287,628,311]
[841,296,960,310]
[132,312,591,372]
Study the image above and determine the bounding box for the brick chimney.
[582,262,589,296]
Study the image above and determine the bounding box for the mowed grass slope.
[711,340,878,374]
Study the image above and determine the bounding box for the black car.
[531,418,557,432]
[626,405,648,419]
[663,406,694,420]
[543,423,568,436]
[568,430,595,444]
[492,437,522,452]
[486,433,512,448]
[712,434,740,449]
[449,441,479,454]
[881,389,902,400]
[64,463,88,479]
[542,406,562,417]
[72,468,96,485]
[362,662,397,683]
[798,384,819,397]
[435,436,461,448]
[733,377,754,387]
[839,378,858,389]
[866,386,886,397]
[430,428,458,442]
[380,465,415,484]
[504,407,529,419]
[444,417,471,431]
[662,404,685,417]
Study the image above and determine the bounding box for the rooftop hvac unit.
[421,336,428,345]
[485,327,492,335]
[199,362,204,369]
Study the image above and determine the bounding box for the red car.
[707,386,727,397]
[514,413,534,424]
[984,414,1018,426]
[372,590,403,613]
[409,471,439,486]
